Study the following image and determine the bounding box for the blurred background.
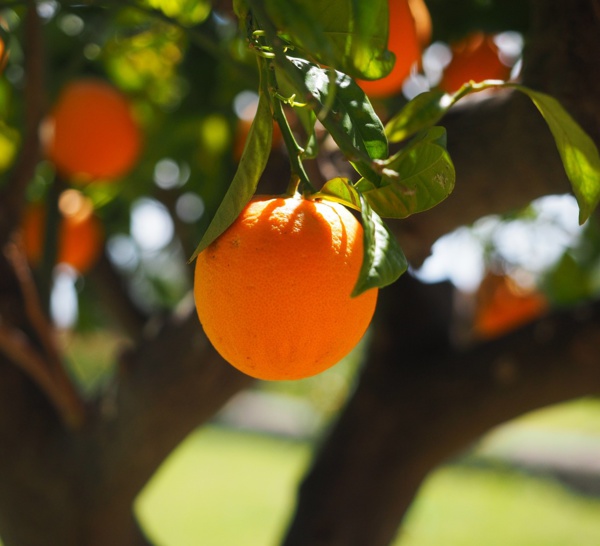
[2,0,600,544]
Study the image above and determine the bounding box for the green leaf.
[386,81,600,223]
[352,194,408,297]
[261,0,393,80]
[357,129,456,218]
[190,89,273,260]
[385,89,453,143]
[312,177,361,211]
[511,85,600,224]
[281,57,387,183]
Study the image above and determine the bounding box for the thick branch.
[67,307,253,543]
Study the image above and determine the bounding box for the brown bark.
[0,300,252,545]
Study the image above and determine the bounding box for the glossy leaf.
[313,177,361,211]
[262,0,393,80]
[385,89,453,143]
[282,57,387,183]
[387,81,600,223]
[513,85,600,224]
[190,90,273,259]
[352,194,408,297]
[357,129,455,219]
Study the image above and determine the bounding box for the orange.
[194,195,379,381]
[473,273,548,339]
[439,32,512,94]
[358,0,430,99]
[22,189,104,274]
[43,79,141,182]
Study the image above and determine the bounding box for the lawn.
[136,416,600,546]
[136,426,312,546]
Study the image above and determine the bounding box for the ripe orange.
[194,195,379,381]
[358,0,431,99]
[43,79,141,182]
[439,32,512,94]
[473,273,548,339]
[22,189,104,274]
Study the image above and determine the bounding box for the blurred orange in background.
[473,272,548,340]
[439,32,512,94]
[358,0,431,99]
[22,189,104,274]
[42,79,142,183]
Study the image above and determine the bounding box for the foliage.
[1,0,598,310]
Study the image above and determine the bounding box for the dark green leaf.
[352,194,408,296]
[385,89,453,143]
[281,57,387,183]
[511,85,600,224]
[262,0,393,80]
[357,131,455,218]
[190,90,273,260]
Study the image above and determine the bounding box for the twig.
[0,321,84,429]
[2,235,86,429]
[4,235,62,368]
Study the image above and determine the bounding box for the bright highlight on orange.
[43,79,142,183]
[358,0,431,99]
[22,189,104,274]
[439,32,512,94]
[194,195,379,381]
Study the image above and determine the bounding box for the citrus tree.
[0,0,600,545]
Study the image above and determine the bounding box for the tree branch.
[70,306,253,536]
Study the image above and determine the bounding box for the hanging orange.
[43,79,141,182]
[194,195,378,381]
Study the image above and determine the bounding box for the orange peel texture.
[194,195,379,381]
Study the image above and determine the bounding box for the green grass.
[396,464,600,546]
[135,426,312,546]
[136,422,600,546]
